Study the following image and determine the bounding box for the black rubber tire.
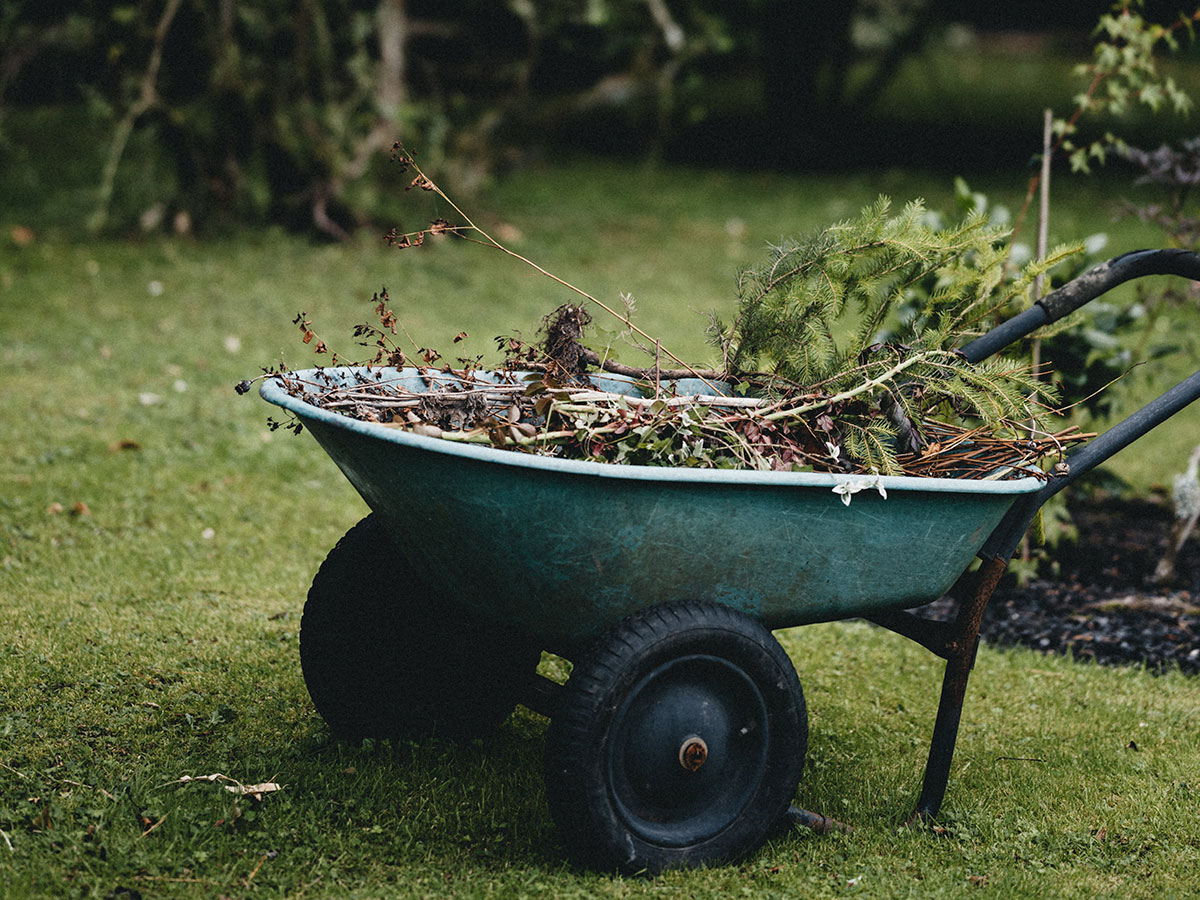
[300,514,541,741]
[543,600,807,874]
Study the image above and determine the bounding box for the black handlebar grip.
[1037,248,1200,323]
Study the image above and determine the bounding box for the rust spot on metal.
[678,736,708,772]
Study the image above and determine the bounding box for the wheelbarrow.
[258,249,1200,873]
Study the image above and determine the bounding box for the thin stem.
[762,351,956,421]
[404,157,718,390]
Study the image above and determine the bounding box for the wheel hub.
[607,654,770,846]
[678,735,709,772]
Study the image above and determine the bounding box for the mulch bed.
[930,495,1200,675]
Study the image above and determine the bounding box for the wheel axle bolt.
[678,735,709,772]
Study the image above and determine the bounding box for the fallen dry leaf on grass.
[168,773,282,801]
[226,782,282,801]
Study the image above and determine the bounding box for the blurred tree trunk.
[315,0,411,238]
[377,0,407,113]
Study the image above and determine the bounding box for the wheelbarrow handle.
[892,250,1200,823]
[959,248,1200,364]
[969,247,1200,560]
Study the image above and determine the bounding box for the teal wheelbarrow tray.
[258,249,1200,873]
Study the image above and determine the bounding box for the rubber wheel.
[300,514,541,741]
[544,600,807,874]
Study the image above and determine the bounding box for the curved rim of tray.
[260,368,1046,495]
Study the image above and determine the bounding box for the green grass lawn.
[3,146,1200,897]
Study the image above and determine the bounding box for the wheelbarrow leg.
[909,555,1009,822]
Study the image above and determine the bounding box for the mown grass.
[3,115,1200,897]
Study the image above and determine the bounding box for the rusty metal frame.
[866,556,1008,821]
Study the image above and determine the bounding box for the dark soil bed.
[929,495,1200,675]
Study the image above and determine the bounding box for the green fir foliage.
[713,198,1081,473]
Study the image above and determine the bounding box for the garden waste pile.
[247,151,1095,481]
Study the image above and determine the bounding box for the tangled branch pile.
[250,148,1094,480]
[273,365,1087,480]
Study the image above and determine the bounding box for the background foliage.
[6,0,1200,236]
